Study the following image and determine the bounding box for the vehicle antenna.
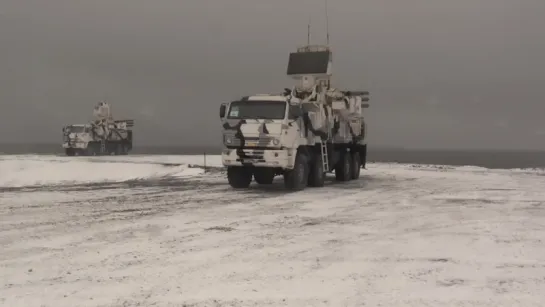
[325,0,330,45]
[307,14,311,45]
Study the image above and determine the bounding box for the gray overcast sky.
[1,0,544,149]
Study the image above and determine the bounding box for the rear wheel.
[121,144,130,155]
[65,148,75,156]
[335,150,351,181]
[360,144,367,169]
[85,143,98,156]
[114,144,124,155]
[351,151,361,180]
[227,166,252,189]
[308,153,325,187]
[284,152,308,191]
[85,147,96,156]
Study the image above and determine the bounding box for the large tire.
[351,151,361,180]
[284,152,308,191]
[360,144,367,169]
[75,149,86,156]
[308,153,325,187]
[114,144,125,155]
[117,143,129,155]
[84,143,98,156]
[253,168,275,184]
[84,146,95,156]
[227,166,252,189]
[335,150,351,181]
[65,149,75,156]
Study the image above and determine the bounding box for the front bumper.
[221,148,294,169]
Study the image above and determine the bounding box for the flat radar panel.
[287,51,330,75]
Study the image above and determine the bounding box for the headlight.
[272,138,280,145]
[225,136,233,144]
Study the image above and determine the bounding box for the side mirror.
[219,104,226,118]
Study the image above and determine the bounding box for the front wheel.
[227,166,252,189]
[65,148,75,156]
[253,168,275,184]
[284,153,308,191]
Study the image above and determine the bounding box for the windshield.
[66,126,86,133]
[227,100,286,120]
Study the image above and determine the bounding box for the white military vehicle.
[219,44,370,191]
[62,102,134,156]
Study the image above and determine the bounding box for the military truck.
[62,102,134,156]
[219,44,370,191]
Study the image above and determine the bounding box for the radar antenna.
[286,0,334,94]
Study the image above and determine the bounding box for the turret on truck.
[62,102,134,156]
[219,44,370,191]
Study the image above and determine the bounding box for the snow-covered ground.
[1,154,545,306]
[0,154,216,188]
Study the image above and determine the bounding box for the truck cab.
[62,124,93,156]
[220,95,303,169]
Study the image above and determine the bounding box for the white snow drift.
[0,154,217,187]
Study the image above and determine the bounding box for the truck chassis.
[225,141,367,191]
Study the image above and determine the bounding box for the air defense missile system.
[62,102,134,156]
[219,44,370,191]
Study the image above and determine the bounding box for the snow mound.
[0,155,206,188]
